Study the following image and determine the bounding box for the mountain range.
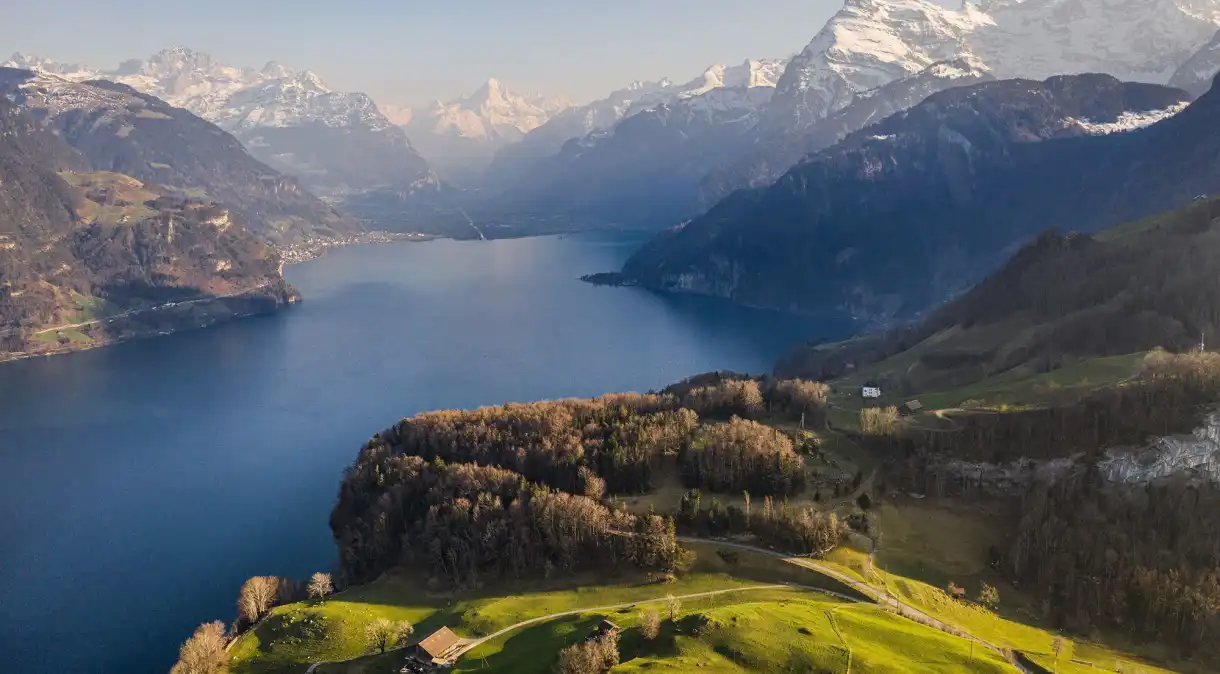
[482,59,789,191]
[479,0,1220,233]
[401,78,570,184]
[0,89,295,360]
[619,73,1200,319]
[2,48,437,201]
[0,67,356,244]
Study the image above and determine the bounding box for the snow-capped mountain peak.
[767,0,1220,132]
[260,61,295,80]
[4,52,98,80]
[0,47,398,131]
[406,77,571,142]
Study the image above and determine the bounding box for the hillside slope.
[0,68,357,245]
[621,74,1196,319]
[4,48,440,203]
[777,194,1220,394]
[0,96,294,359]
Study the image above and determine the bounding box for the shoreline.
[279,230,435,265]
[0,288,297,365]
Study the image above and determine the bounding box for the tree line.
[331,457,683,585]
[677,488,844,555]
[346,378,826,506]
[1007,466,1220,657]
[170,571,336,673]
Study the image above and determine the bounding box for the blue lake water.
[0,234,852,673]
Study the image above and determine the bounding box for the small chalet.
[861,386,882,399]
[590,619,620,641]
[406,626,461,667]
[900,400,924,416]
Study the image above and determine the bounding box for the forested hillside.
[0,67,357,245]
[622,73,1201,319]
[330,379,840,585]
[0,96,295,359]
[779,195,1220,394]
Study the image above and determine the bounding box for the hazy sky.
[0,0,870,106]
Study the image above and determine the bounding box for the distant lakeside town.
[279,231,435,265]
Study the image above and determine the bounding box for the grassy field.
[231,526,1189,674]
[455,592,1015,674]
[229,542,857,674]
[829,353,1144,421]
[818,501,1187,674]
[232,361,1192,674]
[59,171,160,226]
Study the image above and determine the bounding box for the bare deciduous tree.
[578,466,606,502]
[977,582,1000,610]
[554,642,597,674]
[169,621,229,674]
[237,576,280,625]
[639,608,661,640]
[1051,637,1065,673]
[366,618,414,654]
[307,572,334,600]
[665,594,681,622]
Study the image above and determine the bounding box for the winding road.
[674,536,1011,659]
[0,283,276,339]
[303,536,1024,673]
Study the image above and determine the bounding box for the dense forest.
[330,377,832,583]
[867,352,1220,658]
[1010,470,1220,656]
[778,193,1220,395]
[1001,353,1220,654]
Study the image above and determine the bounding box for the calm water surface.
[0,234,852,673]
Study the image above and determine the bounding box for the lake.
[0,234,852,673]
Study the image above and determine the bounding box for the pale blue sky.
[0,0,866,106]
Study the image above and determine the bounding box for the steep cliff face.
[622,74,1196,318]
[1101,410,1220,483]
[0,68,357,245]
[766,0,1217,133]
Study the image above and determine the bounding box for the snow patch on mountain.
[768,0,1220,132]
[213,71,393,131]
[408,78,570,142]
[2,46,398,132]
[1070,102,1192,135]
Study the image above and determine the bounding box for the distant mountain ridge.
[2,48,438,200]
[483,58,790,191]
[619,73,1198,319]
[699,55,995,208]
[0,67,357,244]
[706,0,1220,206]
[402,78,571,184]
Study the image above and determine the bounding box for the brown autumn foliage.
[333,383,831,584]
[682,417,805,496]
[169,621,229,674]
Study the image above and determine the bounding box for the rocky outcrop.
[1101,410,1220,483]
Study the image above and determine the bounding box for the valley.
[7,0,1220,673]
